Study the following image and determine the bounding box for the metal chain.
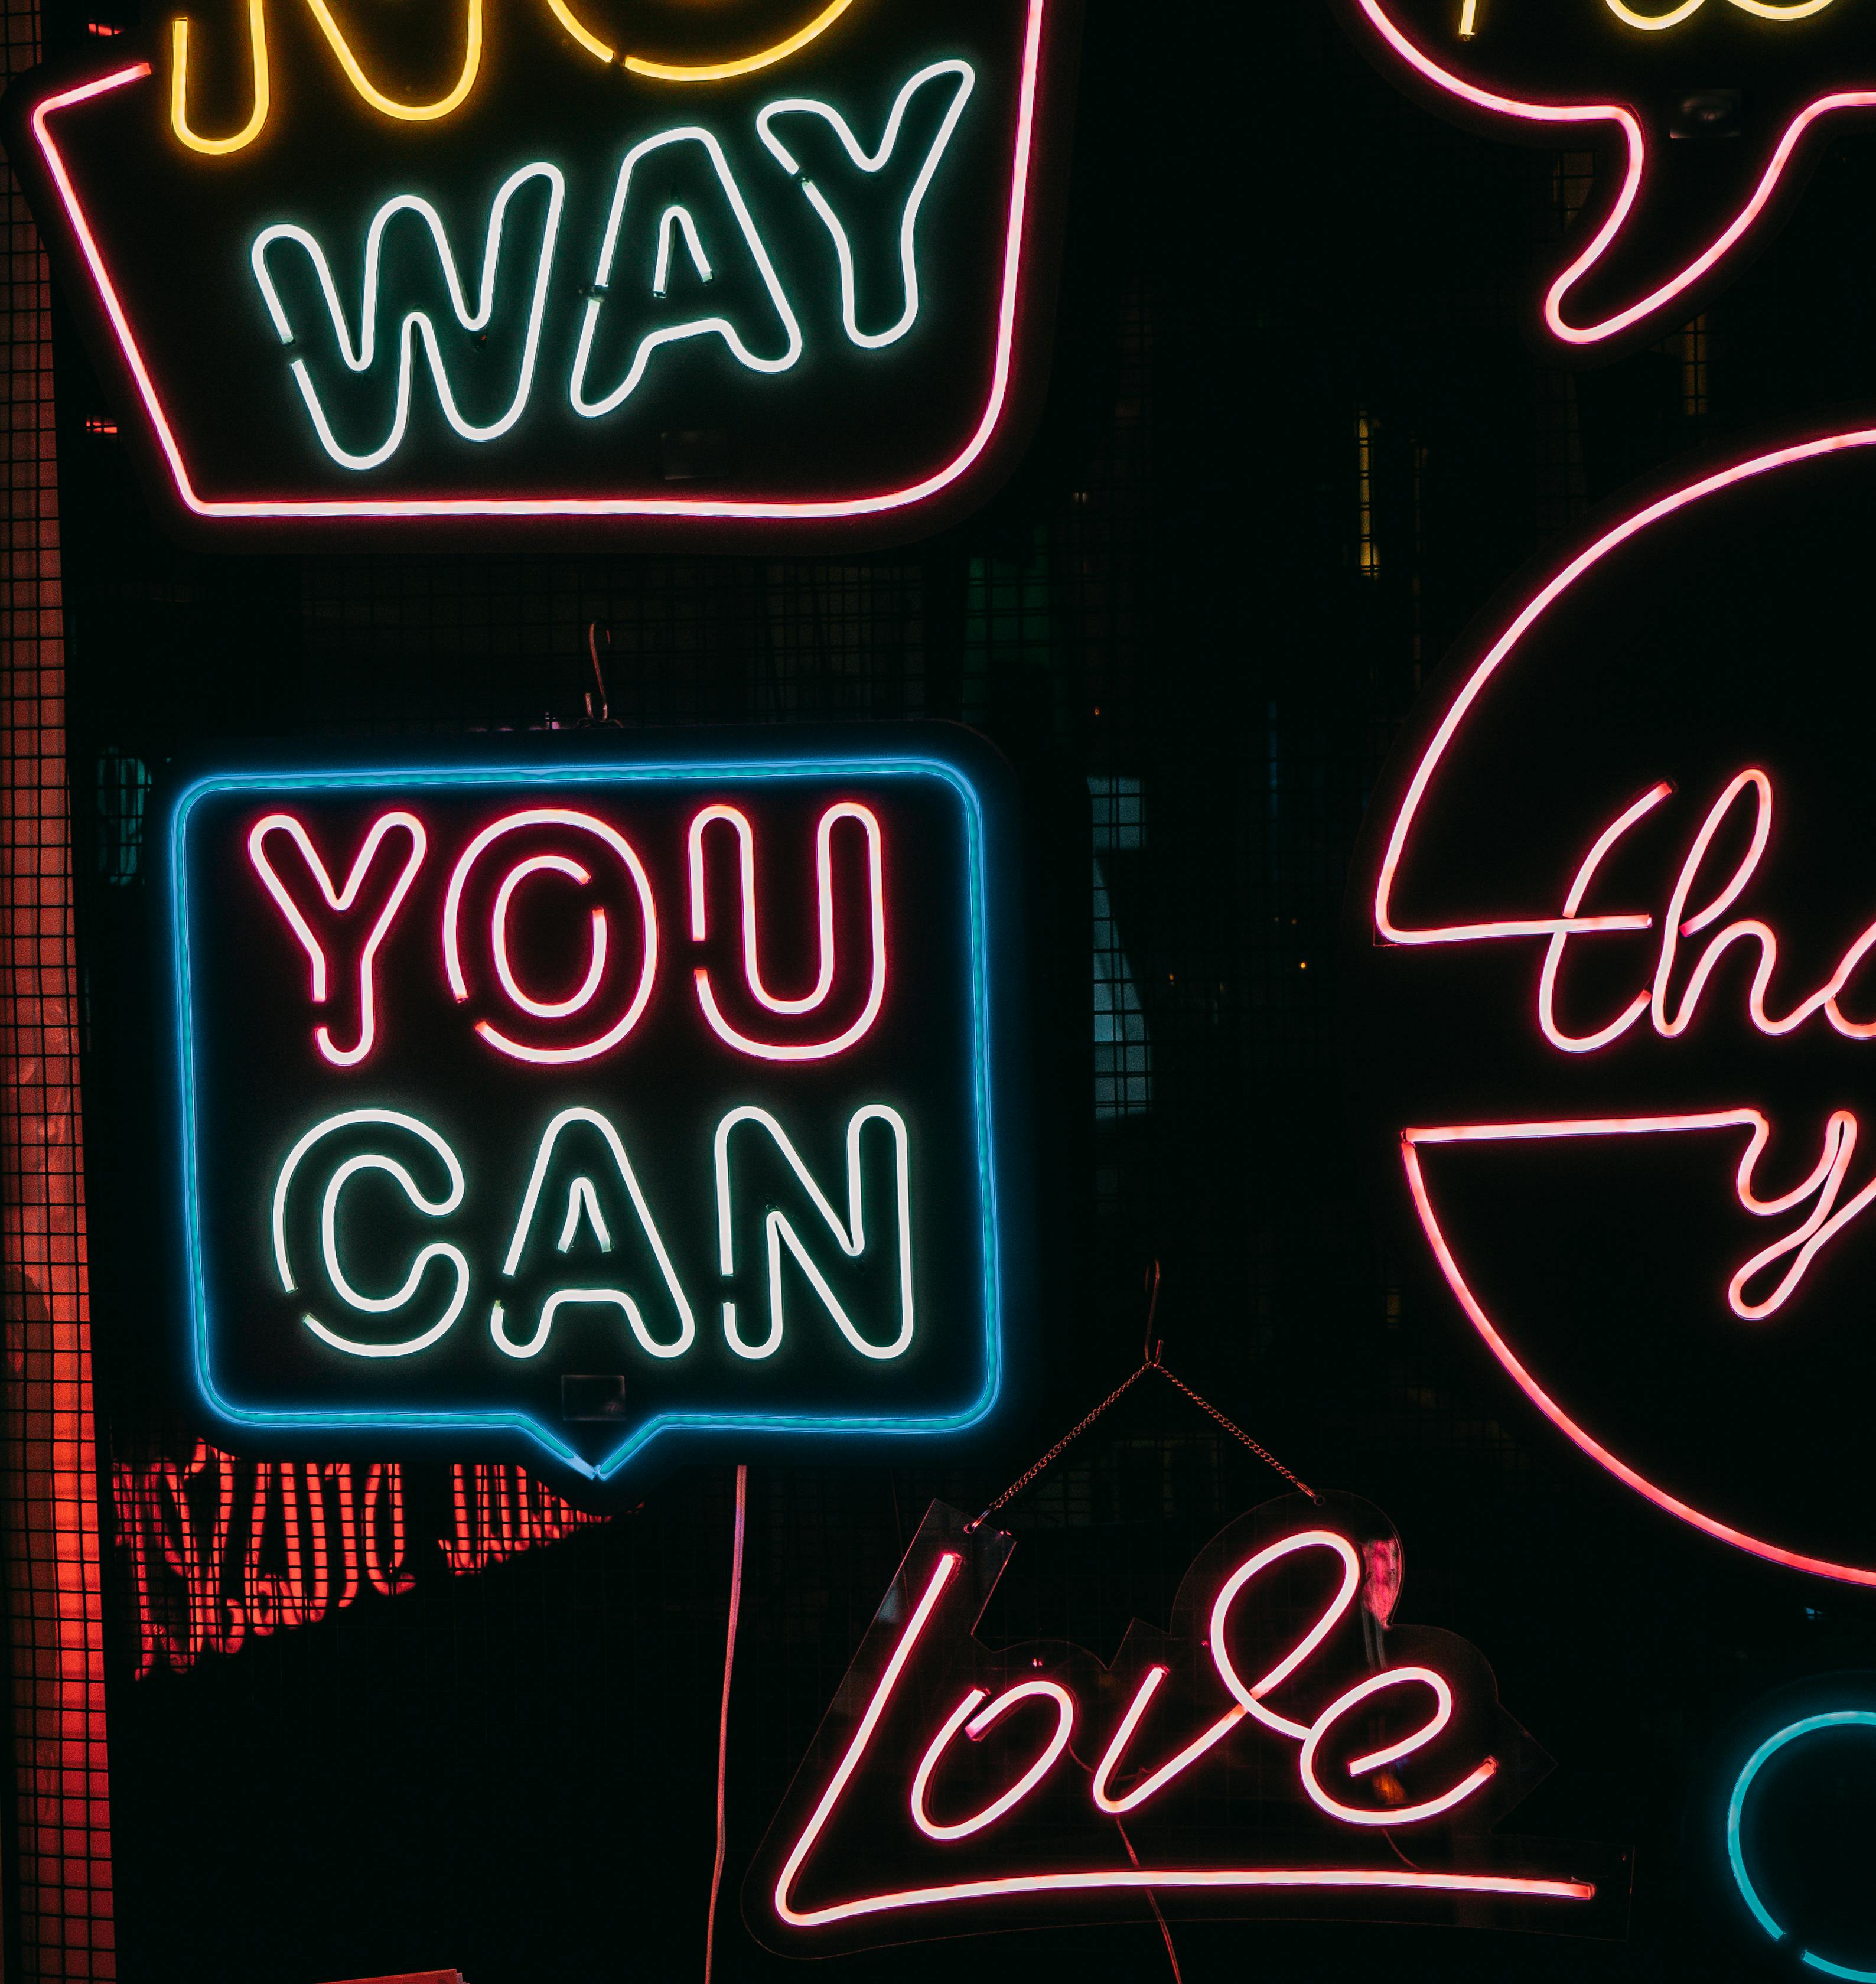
[969,1358,1319,1530]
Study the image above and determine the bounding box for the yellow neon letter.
[302,0,484,120]
[546,0,614,63]
[623,0,858,83]
[171,0,271,155]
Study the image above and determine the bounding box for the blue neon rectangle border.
[170,749,1007,1480]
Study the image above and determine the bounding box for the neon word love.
[246,798,885,1068]
[746,1496,1626,1951]
[171,745,1016,1481]
[1386,765,1876,1322]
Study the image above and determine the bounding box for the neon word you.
[249,799,885,1067]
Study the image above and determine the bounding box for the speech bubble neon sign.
[1,0,1078,546]
[1334,0,1876,353]
[1347,420,1876,1586]
[744,1494,1628,1951]
[167,732,1025,1480]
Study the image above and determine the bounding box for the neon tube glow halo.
[1370,424,1876,1587]
[1346,0,1876,350]
[1727,1711,1876,1979]
[24,0,1057,536]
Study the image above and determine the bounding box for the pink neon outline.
[491,853,608,1019]
[1538,780,1670,1053]
[690,803,886,1061]
[910,1680,1076,1840]
[441,809,657,1064]
[28,0,1051,525]
[1090,1666,1243,1816]
[1350,0,1876,347]
[1374,427,1876,952]
[247,810,426,1066]
[1297,1667,1499,1828]
[1209,1530,1363,1741]
[771,1540,1596,1931]
[1401,1126,1876,1585]
[1406,1111,1876,1321]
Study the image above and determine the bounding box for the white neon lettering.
[714,1103,913,1361]
[251,164,564,471]
[442,808,658,1064]
[756,61,976,350]
[570,128,802,418]
[558,1175,612,1253]
[271,1109,468,1357]
[911,1681,1075,1840]
[495,1105,695,1359]
[247,810,425,1066]
[653,203,712,298]
[689,802,887,1059]
[1298,1667,1499,1827]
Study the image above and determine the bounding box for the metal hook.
[1143,1259,1162,1366]
[583,620,614,726]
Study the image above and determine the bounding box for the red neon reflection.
[772,1529,1558,1934]
[1350,0,1876,348]
[442,809,658,1064]
[248,810,426,1065]
[27,0,1050,526]
[1401,1131,1876,1586]
[689,803,887,1061]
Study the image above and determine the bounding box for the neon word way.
[1335,0,1876,354]
[2,0,1077,546]
[745,1494,1628,1950]
[1349,421,1876,1588]
[168,736,1024,1481]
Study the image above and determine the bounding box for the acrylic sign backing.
[1,0,1077,548]
[745,1495,1628,1952]
[1344,422,1876,1586]
[165,728,1025,1482]
[1332,0,1876,357]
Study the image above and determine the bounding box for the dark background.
[33,0,1876,1976]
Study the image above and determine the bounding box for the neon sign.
[167,731,1024,1480]
[744,1494,1629,1950]
[1332,0,1876,353]
[1,0,1077,545]
[1725,1695,1876,1979]
[1347,420,1876,1585]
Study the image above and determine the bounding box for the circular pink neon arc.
[1352,0,1876,347]
[1370,426,1876,1586]
[29,0,1051,523]
[442,808,657,1063]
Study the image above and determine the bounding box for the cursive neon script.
[1390,765,1876,1322]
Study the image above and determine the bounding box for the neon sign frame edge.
[167,746,1012,1479]
[1352,416,1876,1589]
[5,0,1079,550]
[1331,0,1876,356]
